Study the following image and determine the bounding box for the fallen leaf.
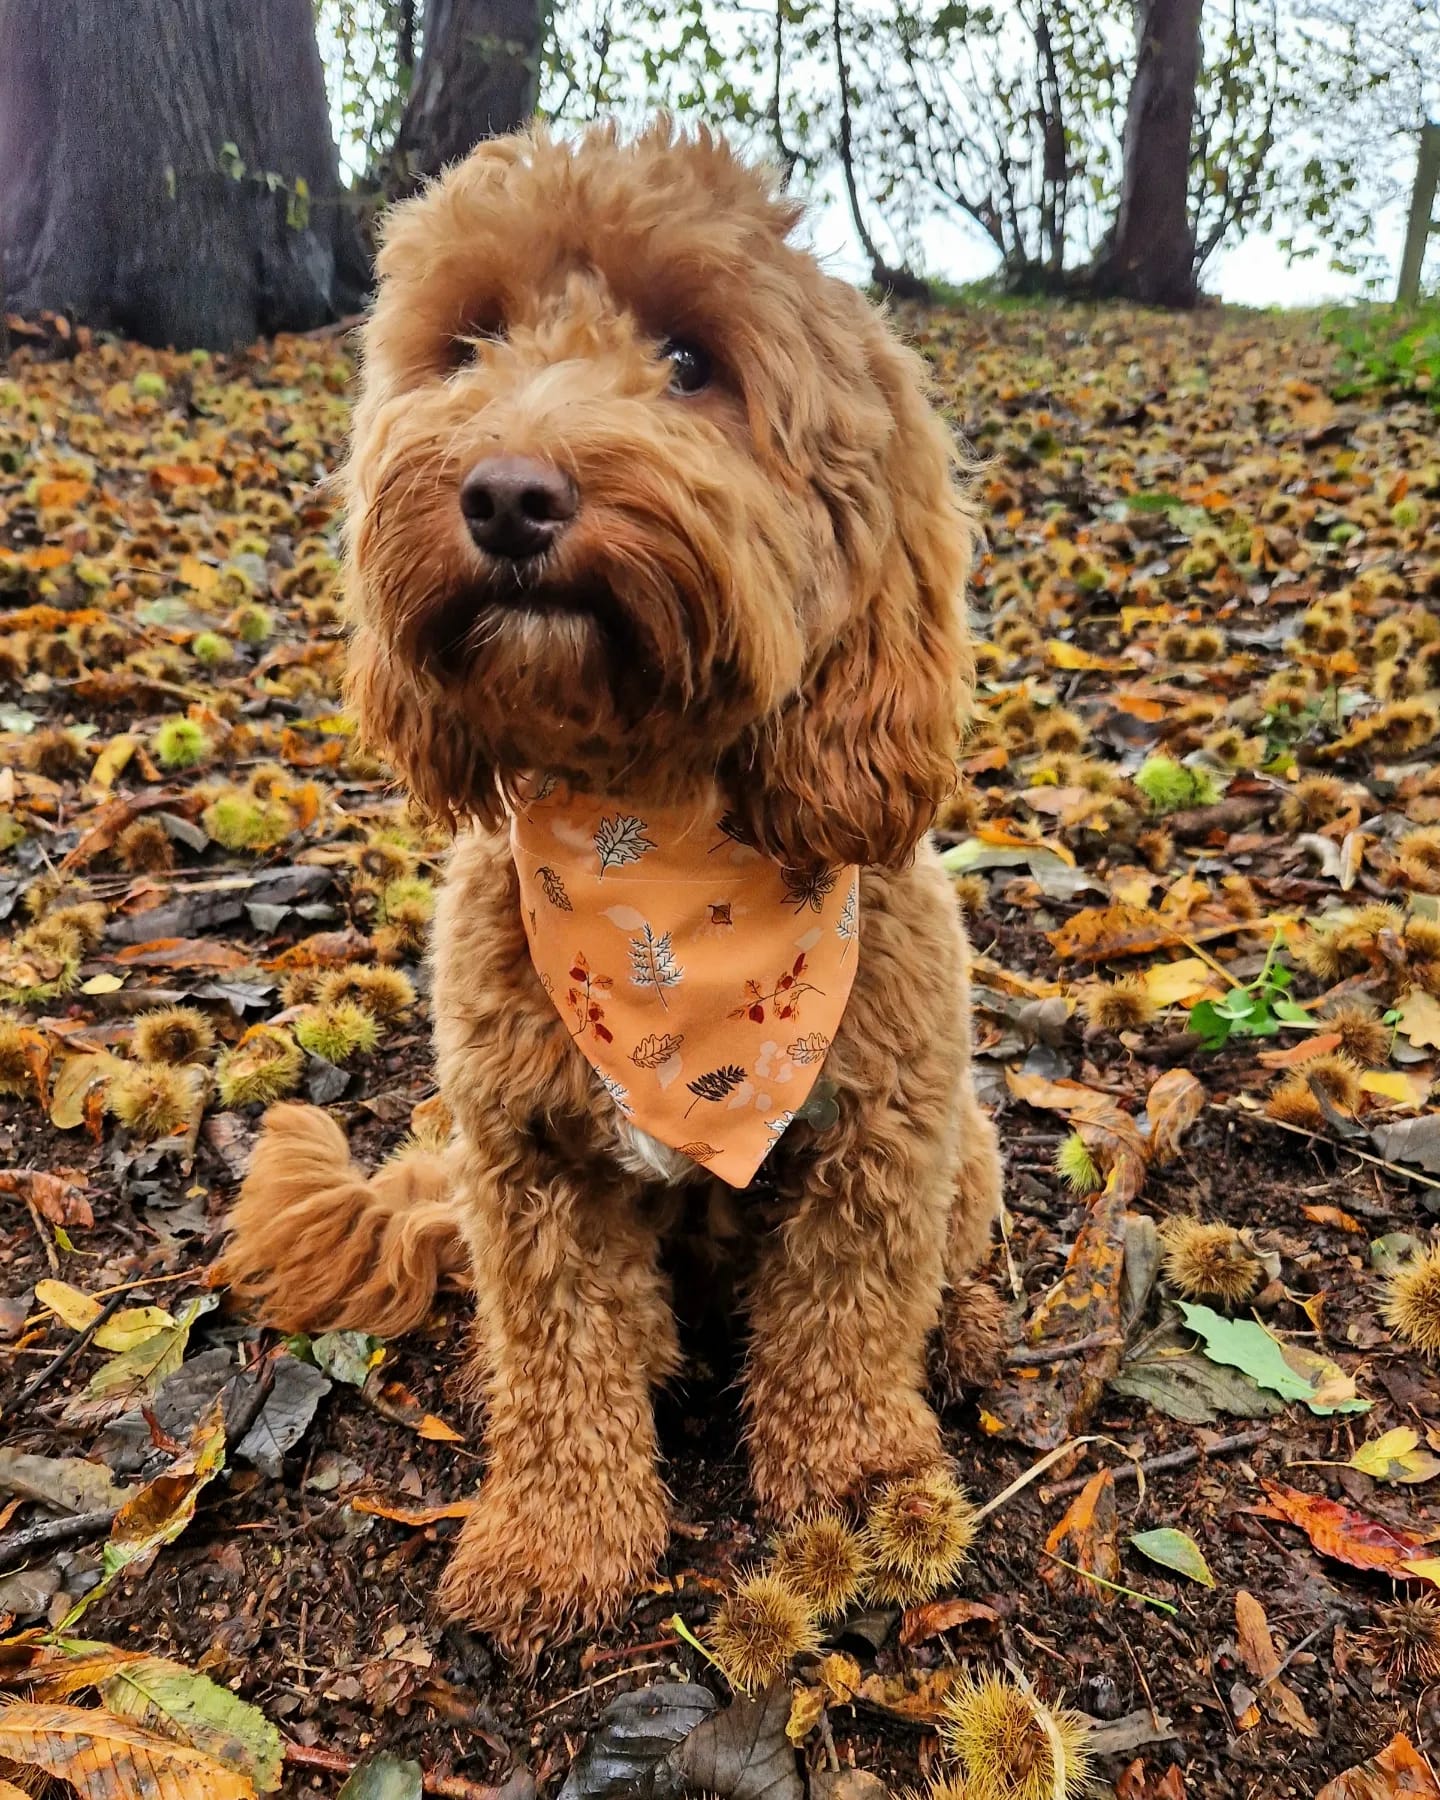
[1316,1733,1440,1799]
[0,1451,133,1514]
[1260,1480,1438,1581]
[557,1682,718,1800]
[1044,1470,1121,1600]
[1177,1302,1370,1415]
[1346,1427,1440,1485]
[338,1757,424,1800]
[351,1497,477,1526]
[1395,990,1440,1051]
[0,1699,255,1798]
[1370,1115,1440,1174]
[1141,1068,1206,1165]
[660,1683,802,1800]
[34,1279,175,1352]
[1141,958,1221,1007]
[0,1168,94,1229]
[1129,1527,1214,1587]
[1302,1204,1363,1235]
[64,1295,217,1425]
[1234,1589,1317,1737]
[854,1667,966,1722]
[898,1597,999,1647]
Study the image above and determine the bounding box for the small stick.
[526,1660,667,1723]
[1005,1330,1123,1367]
[1041,1426,1269,1503]
[0,1506,118,1570]
[581,1633,680,1668]
[0,1289,128,1430]
[23,1196,60,1276]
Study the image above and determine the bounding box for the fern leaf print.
[595,813,656,876]
[629,924,683,1010]
[685,1063,747,1115]
[836,881,858,955]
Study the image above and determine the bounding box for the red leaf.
[749,1005,765,1023]
[1260,1480,1435,1577]
[594,1023,613,1044]
[569,965,586,983]
[778,973,795,989]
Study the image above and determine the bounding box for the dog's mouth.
[418,573,622,673]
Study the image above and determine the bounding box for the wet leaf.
[338,1755,424,1800]
[0,1699,255,1798]
[1316,1734,1440,1799]
[34,1279,174,1351]
[1346,1427,1440,1485]
[1234,1589,1317,1737]
[0,1450,132,1513]
[557,1682,718,1800]
[1044,1470,1120,1599]
[854,1667,966,1722]
[898,1597,1000,1646]
[65,1295,217,1424]
[1129,1528,1214,1587]
[661,1683,803,1800]
[1260,1480,1439,1582]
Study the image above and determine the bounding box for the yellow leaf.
[417,1414,464,1442]
[51,1051,124,1130]
[1397,989,1440,1050]
[1046,639,1129,672]
[178,554,219,593]
[786,1684,825,1744]
[80,972,125,995]
[0,1699,255,1799]
[1359,1069,1426,1108]
[90,734,139,792]
[1401,1558,1440,1588]
[1349,1428,1440,1485]
[1142,957,1222,1007]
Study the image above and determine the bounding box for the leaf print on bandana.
[595,813,656,876]
[787,1031,831,1066]
[730,953,822,1025]
[676,1141,718,1162]
[598,1070,632,1115]
[537,865,573,911]
[632,1031,684,1069]
[685,1063,747,1115]
[628,924,683,1009]
[836,882,858,955]
[782,866,839,913]
[566,952,614,1044]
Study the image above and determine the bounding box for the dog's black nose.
[460,455,577,560]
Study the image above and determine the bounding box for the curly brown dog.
[222,120,1005,1659]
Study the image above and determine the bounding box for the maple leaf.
[594,813,656,875]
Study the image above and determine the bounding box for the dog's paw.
[929,1272,1012,1404]
[436,1481,668,1662]
[749,1393,943,1519]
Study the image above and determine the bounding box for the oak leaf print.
[632,1032,685,1069]
[628,925,683,1009]
[537,865,573,911]
[686,1064,747,1115]
[788,1032,831,1065]
[782,866,838,913]
[595,813,655,876]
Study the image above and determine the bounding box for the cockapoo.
[223,120,1004,1659]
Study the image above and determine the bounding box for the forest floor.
[1,299,1439,1800]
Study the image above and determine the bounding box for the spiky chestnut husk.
[1134,756,1221,814]
[705,1571,821,1695]
[215,1025,304,1108]
[994,696,1040,746]
[1365,1595,1440,1684]
[1266,1074,1326,1129]
[1054,1133,1101,1195]
[1135,828,1174,873]
[1156,626,1191,663]
[22,726,86,778]
[925,1779,974,1800]
[0,1014,37,1097]
[45,901,106,952]
[191,631,232,667]
[1383,1244,1440,1358]
[379,877,436,955]
[1397,828,1440,894]
[0,921,83,1003]
[279,968,326,1007]
[105,1061,198,1142]
[152,716,212,770]
[230,603,272,645]
[115,817,175,873]
[132,1005,216,1067]
[1186,627,1226,662]
[350,838,416,884]
[994,618,1042,657]
[202,792,296,852]
[952,875,988,917]
[1372,619,1412,662]
[1306,1052,1365,1111]
[1081,977,1155,1032]
[1159,1218,1262,1306]
[317,964,416,1021]
[1034,710,1087,756]
[294,1000,381,1065]
[863,1469,978,1606]
[1409,640,1440,694]
[1324,1001,1393,1067]
[770,1512,872,1620]
[942,1672,1094,1800]
[1405,918,1440,961]
[936,785,982,835]
[1278,775,1348,832]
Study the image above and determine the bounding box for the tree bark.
[390,0,547,188]
[0,0,366,350]
[1085,0,1204,306]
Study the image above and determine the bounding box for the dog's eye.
[661,338,712,395]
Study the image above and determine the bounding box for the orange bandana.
[509,779,860,1187]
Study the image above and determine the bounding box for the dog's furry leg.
[437,1164,679,1662]
[932,1088,1010,1399]
[221,1103,467,1334]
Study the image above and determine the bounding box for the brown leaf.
[1042,1468,1120,1599]
[1260,1480,1437,1580]
[0,1699,255,1798]
[898,1597,1000,1647]
[114,937,250,971]
[1142,1068,1206,1165]
[0,1167,94,1228]
[1316,1735,1440,1799]
[853,1667,966,1722]
[1234,1589,1318,1738]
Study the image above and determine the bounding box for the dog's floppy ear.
[345,622,505,833]
[726,309,975,872]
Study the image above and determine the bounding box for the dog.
[222,120,1005,1660]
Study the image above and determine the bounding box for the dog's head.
[345,121,974,868]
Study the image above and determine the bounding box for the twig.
[525,1661,667,1723]
[0,1506,118,1570]
[1236,1104,1440,1192]
[23,1196,60,1275]
[1006,1330,1124,1367]
[0,1289,128,1430]
[581,1634,680,1669]
[1041,1427,1270,1503]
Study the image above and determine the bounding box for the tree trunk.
[390,0,546,188]
[1086,0,1204,306]
[0,0,366,350]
